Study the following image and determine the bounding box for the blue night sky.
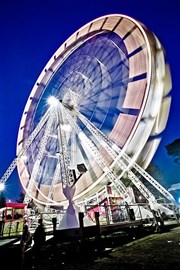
[0,0,180,201]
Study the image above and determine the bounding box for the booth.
[0,202,26,237]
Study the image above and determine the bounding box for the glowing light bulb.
[47,96,59,107]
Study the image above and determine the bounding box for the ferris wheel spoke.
[26,109,55,193]
[56,105,77,188]
[60,103,131,202]
[76,110,175,203]
[77,111,156,202]
[47,162,61,200]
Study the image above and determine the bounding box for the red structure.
[0,202,26,237]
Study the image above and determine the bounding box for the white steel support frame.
[26,108,56,195]
[60,102,132,203]
[47,162,61,201]
[0,104,76,204]
[0,109,50,185]
[76,109,175,203]
[76,110,156,203]
[70,125,77,170]
[0,100,175,206]
[26,104,76,204]
[55,105,76,188]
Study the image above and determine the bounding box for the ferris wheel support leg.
[57,186,80,229]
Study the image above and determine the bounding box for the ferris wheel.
[13,14,172,207]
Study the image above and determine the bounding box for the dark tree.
[165,138,180,165]
[146,162,169,190]
[16,192,25,203]
[0,192,6,207]
[147,163,164,181]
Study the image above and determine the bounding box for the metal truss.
[75,109,175,204]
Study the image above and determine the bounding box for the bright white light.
[104,167,109,173]
[47,96,59,107]
[0,182,5,191]
[78,132,86,140]
[101,141,107,147]
[178,197,180,204]
[61,124,72,132]
[112,143,120,152]
[21,155,28,162]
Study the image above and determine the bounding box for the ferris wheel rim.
[16,14,170,206]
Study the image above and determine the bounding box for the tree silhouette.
[16,192,25,203]
[166,138,180,165]
[0,192,6,207]
[146,162,169,194]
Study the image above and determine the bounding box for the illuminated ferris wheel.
[14,14,173,207]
